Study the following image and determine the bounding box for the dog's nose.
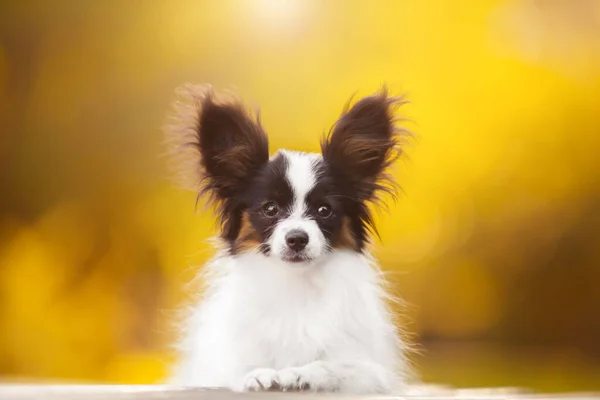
[285,230,309,252]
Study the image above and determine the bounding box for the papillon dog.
[165,84,413,394]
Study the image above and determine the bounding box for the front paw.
[236,368,280,392]
[277,362,339,392]
[277,367,310,391]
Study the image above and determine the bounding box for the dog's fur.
[165,84,413,393]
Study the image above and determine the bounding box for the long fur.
[164,84,269,242]
[170,251,413,393]
[165,84,414,394]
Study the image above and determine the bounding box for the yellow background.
[1,0,599,392]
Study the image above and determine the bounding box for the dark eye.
[262,201,279,217]
[317,204,332,218]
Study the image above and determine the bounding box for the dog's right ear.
[165,84,269,207]
[321,88,407,204]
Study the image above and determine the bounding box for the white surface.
[0,384,596,400]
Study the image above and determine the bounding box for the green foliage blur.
[1,0,599,392]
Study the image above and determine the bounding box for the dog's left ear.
[165,84,269,207]
[321,88,408,203]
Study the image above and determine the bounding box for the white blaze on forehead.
[281,150,321,217]
[268,150,327,261]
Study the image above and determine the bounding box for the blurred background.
[1,0,599,393]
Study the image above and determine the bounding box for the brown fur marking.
[333,217,359,251]
[234,213,262,253]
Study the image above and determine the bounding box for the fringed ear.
[321,88,409,205]
[164,84,269,237]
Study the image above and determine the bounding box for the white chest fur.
[171,250,408,393]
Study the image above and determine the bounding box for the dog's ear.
[321,88,408,203]
[165,84,269,209]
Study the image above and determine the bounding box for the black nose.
[285,230,309,252]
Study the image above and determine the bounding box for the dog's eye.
[317,204,332,218]
[262,202,279,217]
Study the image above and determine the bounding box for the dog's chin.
[280,252,315,266]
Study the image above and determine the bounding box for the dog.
[165,84,413,394]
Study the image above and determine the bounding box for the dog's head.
[166,85,408,265]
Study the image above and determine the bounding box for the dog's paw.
[277,362,339,392]
[236,368,280,392]
[277,367,310,391]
